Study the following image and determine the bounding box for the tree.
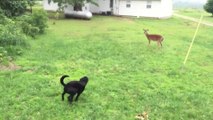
[48,0,98,11]
[27,0,36,13]
[0,0,28,17]
[0,0,36,17]
[204,0,213,16]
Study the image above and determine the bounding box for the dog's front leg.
[68,95,74,103]
[75,93,81,101]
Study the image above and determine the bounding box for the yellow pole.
[183,15,203,65]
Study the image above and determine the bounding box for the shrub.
[0,24,27,47]
[31,9,48,33]
[0,8,8,24]
[16,15,40,38]
[0,0,28,17]
[0,47,8,63]
[16,9,48,37]
[21,22,40,38]
[0,9,27,61]
[0,23,27,57]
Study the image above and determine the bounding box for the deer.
[143,29,164,47]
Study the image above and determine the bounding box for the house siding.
[90,0,111,13]
[43,0,58,11]
[116,0,172,18]
[43,0,172,18]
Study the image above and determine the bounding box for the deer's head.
[143,29,149,34]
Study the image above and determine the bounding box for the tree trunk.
[73,4,82,11]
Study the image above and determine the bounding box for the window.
[110,0,113,8]
[146,1,152,9]
[126,0,131,8]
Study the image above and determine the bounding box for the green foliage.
[17,15,40,38]
[0,0,28,17]
[204,0,213,16]
[0,47,8,63]
[16,9,48,37]
[0,13,27,57]
[0,24,26,47]
[31,9,48,33]
[0,8,7,24]
[27,0,36,8]
[0,6,47,63]
[0,0,37,17]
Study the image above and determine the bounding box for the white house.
[43,0,173,18]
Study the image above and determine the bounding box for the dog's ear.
[79,76,89,86]
[80,76,88,80]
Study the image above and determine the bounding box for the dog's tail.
[60,75,69,86]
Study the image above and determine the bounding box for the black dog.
[60,75,89,103]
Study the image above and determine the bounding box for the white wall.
[89,0,100,13]
[99,0,111,12]
[113,0,120,15]
[90,0,172,18]
[160,0,173,18]
[43,0,58,11]
[118,0,164,18]
[64,5,74,13]
[43,0,173,18]
[90,0,111,13]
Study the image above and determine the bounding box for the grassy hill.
[0,15,212,120]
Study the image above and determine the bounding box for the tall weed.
[0,18,27,59]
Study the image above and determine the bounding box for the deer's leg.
[157,41,160,47]
[160,41,162,47]
[148,40,151,46]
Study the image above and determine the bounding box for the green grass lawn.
[0,15,213,120]
[174,8,213,23]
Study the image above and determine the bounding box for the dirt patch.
[0,62,21,71]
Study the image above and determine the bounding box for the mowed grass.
[175,8,213,23]
[0,15,213,120]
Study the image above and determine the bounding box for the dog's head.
[79,76,89,86]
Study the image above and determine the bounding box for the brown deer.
[143,29,164,47]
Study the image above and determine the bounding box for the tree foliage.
[0,0,36,17]
[27,0,36,13]
[0,0,28,17]
[204,0,213,16]
[48,0,98,11]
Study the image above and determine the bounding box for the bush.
[0,8,8,24]
[0,1,28,17]
[0,8,48,63]
[0,22,27,57]
[21,22,40,38]
[16,9,48,37]
[31,9,48,33]
[0,24,27,47]
[16,15,40,38]
[0,47,8,63]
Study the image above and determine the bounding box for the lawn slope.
[0,16,213,120]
